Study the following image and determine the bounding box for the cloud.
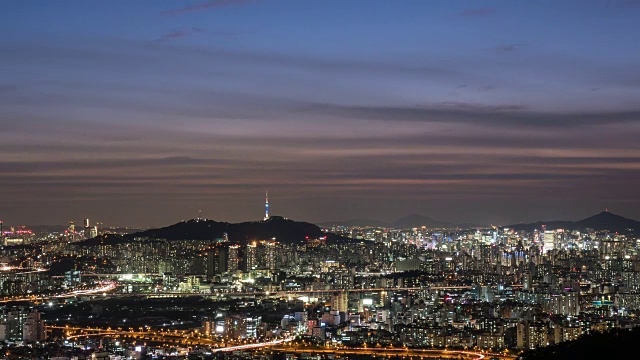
[2,36,640,226]
[160,0,252,16]
[151,27,209,42]
[2,38,459,82]
[458,7,496,17]
[496,43,527,52]
[296,102,640,128]
[160,30,189,40]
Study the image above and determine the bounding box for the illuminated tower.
[264,191,269,221]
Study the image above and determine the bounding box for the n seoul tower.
[264,191,269,221]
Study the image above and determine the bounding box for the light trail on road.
[269,346,511,360]
[49,325,515,360]
[212,336,296,352]
[0,281,116,303]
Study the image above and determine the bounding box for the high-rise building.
[260,240,278,270]
[0,308,45,342]
[523,272,533,290]
[228,245,240,272]
[22,310,45,342]
[554,229,566,250]
[331,292,349,312]
[244,242,257,271]
[543,230,555,254]
[549,291,580,316]
[84,218,91,239]
[207,247,227,276]
[67,221,75,241]
[224,315,261,339]
[517,321,547,349]
[218,246,228,274]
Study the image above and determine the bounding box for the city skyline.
[2,0,640,227]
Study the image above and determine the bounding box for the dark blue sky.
[1,1,640,227]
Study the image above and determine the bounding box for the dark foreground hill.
[520,327,640,360]
[82,216,351,245]
[508,211,639,234]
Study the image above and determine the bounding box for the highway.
[0,284,478,304]
[211,336,296,352]
[0,278,483,304]
[0,281,117,303]
[270,346,517,360]
[48,325,515,359]
[48,325,297,350]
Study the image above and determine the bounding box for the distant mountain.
[24,225,68,234]
[318,219,391,228]
[81,216,350,246]
[575,211,639,231]
[392,214,456,229]
[319,214,478,229]
[508,211,640,234]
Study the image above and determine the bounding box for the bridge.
[48,325,295,351]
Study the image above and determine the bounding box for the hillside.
[81,216,349,245]
[520,327,640,360]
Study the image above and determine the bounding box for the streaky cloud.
[160,0,253,16]
[297,102,640,128]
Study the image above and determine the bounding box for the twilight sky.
[1,0,640,227]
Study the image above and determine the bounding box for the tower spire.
[264,191,269,221]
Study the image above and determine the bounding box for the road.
[0,283,484,304]
[270,346,517,360]
[0,282,117,303]
[49,325,516,359]
[48,325,297,350]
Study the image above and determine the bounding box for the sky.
[1,0,640,227]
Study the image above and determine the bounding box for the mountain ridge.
[80,215,352,246]
[507,210,639,234]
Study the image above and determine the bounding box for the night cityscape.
[2,1,640,359]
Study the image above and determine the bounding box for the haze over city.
[2,0,640,227]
